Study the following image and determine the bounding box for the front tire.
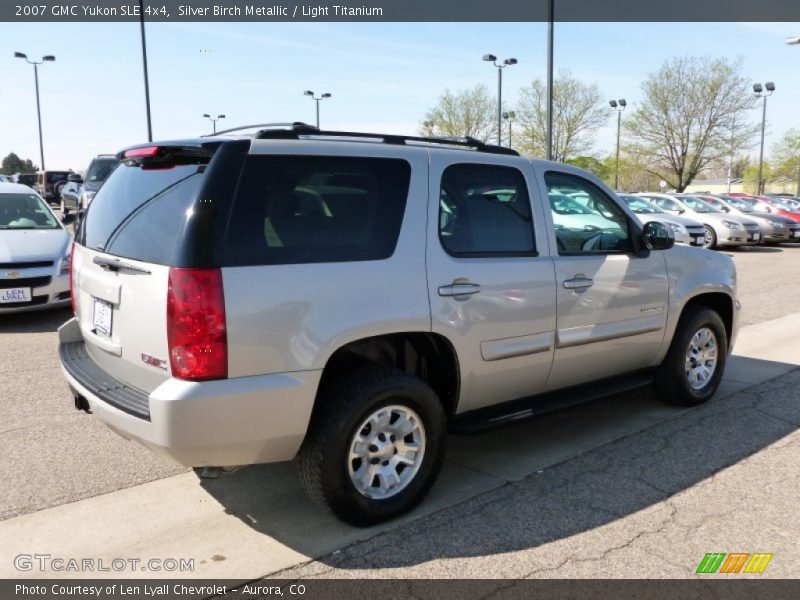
[296,366,446,526]
[654,307,727,407]
[703,225,717,249]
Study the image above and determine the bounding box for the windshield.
[679,196,715,213]
[724,197,753,212]
[700,197,728,211]
[86,158,119,183]
[621,195,661,214]
[0,193,59,229]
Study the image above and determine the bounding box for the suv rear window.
[79,162,205,264]
[223,155,411,266]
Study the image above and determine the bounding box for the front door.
[426,156,557,414]
[541,169,669,391]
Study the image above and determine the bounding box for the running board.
[449,371,654,435]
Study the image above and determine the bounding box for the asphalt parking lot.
[1,242,799,579]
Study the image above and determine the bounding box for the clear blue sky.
[1,21,798,172]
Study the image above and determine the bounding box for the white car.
[0,183,72,312]
[617,194,706,247]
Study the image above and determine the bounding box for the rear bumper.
[58,318,320,467]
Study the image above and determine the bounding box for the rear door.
[73,155,207,392]
[426,154,557,414]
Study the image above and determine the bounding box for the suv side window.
[224,155,411,266]
[545,171,632,255]
[439,163,535,256]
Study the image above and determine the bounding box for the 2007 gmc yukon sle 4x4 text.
[59,124,739,525]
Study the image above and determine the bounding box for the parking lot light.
[786,36,800,45]
[304,90,332,129]
[14,51,55,171]
[610,98,627,190]
[502,111,516,148]
[753,82,775,195]
[483,54,518,146]
[203,113,226,134]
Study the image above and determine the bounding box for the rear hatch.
[72,146,212,392]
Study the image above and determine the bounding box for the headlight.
[667,223,686,234]
[722,220,743,230]
[59,250,71,275]
[769,220,786,229]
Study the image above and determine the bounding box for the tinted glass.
[0,193,59,229]
[82,162,205,255]
[545,171,631,254]
[86,158,120,183]
[439,164,534,256]
[224,155,411,266]
[47,172,70,183]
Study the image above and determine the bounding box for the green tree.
[742,162,771,194]
[770,129,800,179]
[1,152,37,175]
[565,156,610,180]
[601,154,662,192]
[515,69,607,162]
[624,56,757,192]
[420,84,496,142]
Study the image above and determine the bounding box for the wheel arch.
[315,332,461,420]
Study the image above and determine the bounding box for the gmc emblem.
[141,353,168,371]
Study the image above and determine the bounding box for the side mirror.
[67,173,83,183]
[642,221,674,251]
[61,213,77,225]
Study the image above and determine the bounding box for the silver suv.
[58,125,740,525]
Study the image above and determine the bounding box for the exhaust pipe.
[74,395,92,414]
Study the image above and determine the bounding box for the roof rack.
[253,122,519,156]
[202,122,305,137]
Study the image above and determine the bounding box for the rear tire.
[296,366,446,526]
[654,307,727,407]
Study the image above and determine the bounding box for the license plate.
[92,298,113,336]
[0,287,31,304]
[752,233,760,242]
[793,231,800,238]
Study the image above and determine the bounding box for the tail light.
[69,241,76,315]
[167,268,227,381]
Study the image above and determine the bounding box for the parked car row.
[629,192,800,249]
[59,154,119,215]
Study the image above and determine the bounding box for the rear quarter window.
[223,155,411,266]
[79,162,205,265]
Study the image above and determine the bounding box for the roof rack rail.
[254,123,519,156]
[203,122,313,137]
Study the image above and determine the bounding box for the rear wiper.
[93,255,151,274]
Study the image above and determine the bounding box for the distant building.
[684,178,744,194]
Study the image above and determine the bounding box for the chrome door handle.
[563,277,594,290]
[438,282,482,298]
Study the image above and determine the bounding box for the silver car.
[640,193,761,249]
[707,195,800,244]
[58,126,740,525]
[617,194,706,247]
[0,183,72,313]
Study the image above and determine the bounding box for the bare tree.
[624,56,757,192]
[420,84,496,142]
[515,69,607,162]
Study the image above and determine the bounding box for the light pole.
[502,111,516,148]
[303,90,332,129]
[482,54,517,146]
[203,113,226,134]
[753,82,775,195]
[609,99,627,190]
[138,0,152,142]
[14,52,55,171]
